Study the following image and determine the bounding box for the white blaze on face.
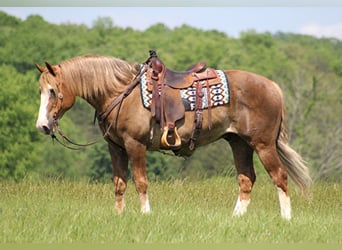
[36,84,52,133]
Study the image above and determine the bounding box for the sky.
[1,7,342,39]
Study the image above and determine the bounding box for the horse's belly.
[146,107,233,153]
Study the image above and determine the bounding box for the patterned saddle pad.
[140,70,229,111]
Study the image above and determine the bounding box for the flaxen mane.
[60,55,141,99]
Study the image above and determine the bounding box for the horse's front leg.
[125,138,151,213]
[108,142,129,214]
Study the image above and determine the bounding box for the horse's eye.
[49,88,56,97]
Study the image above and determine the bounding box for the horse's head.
[35,62,75,135]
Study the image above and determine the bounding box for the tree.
[0,66,41,180]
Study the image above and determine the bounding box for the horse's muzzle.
[41,125,51,135]
[36,122,53,135]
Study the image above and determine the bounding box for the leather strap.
[189,81,204,151]
[97,64,148,137]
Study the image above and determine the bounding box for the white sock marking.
[233,197,250,217]
[277,187,291,220]
[140,194,151,214]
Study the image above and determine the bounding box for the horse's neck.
[62,57,138,113]
[68,73,126,114]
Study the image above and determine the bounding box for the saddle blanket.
[140,70,229,111]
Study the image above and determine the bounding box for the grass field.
[0,177,341,243]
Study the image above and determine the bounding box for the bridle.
[47,71,97,150]
[48,62,149,150]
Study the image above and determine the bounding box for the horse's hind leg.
[255,143,291,220]
[108,142,129,214]
[226,134,256,217]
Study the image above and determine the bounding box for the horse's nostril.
[42,125,50,135]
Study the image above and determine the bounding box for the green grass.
[0,177,341,243]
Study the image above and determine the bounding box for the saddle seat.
[164,61,206,89]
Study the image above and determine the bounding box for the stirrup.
[161,126,182,148]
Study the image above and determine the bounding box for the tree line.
[0,11,341,182]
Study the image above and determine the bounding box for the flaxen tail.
[277,97,312,195]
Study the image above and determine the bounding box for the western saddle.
[145,50,220,150]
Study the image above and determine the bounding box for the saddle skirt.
[140,70,229,111]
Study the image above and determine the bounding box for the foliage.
[0,65,40,180]
[0,11,341,181]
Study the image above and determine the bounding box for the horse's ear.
[45,61,56,76]
[35,64,45,73]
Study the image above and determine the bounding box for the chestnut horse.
[35,54,311,220]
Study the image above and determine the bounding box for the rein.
[50,116,98,150]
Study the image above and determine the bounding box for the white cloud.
[299,22,342,40]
